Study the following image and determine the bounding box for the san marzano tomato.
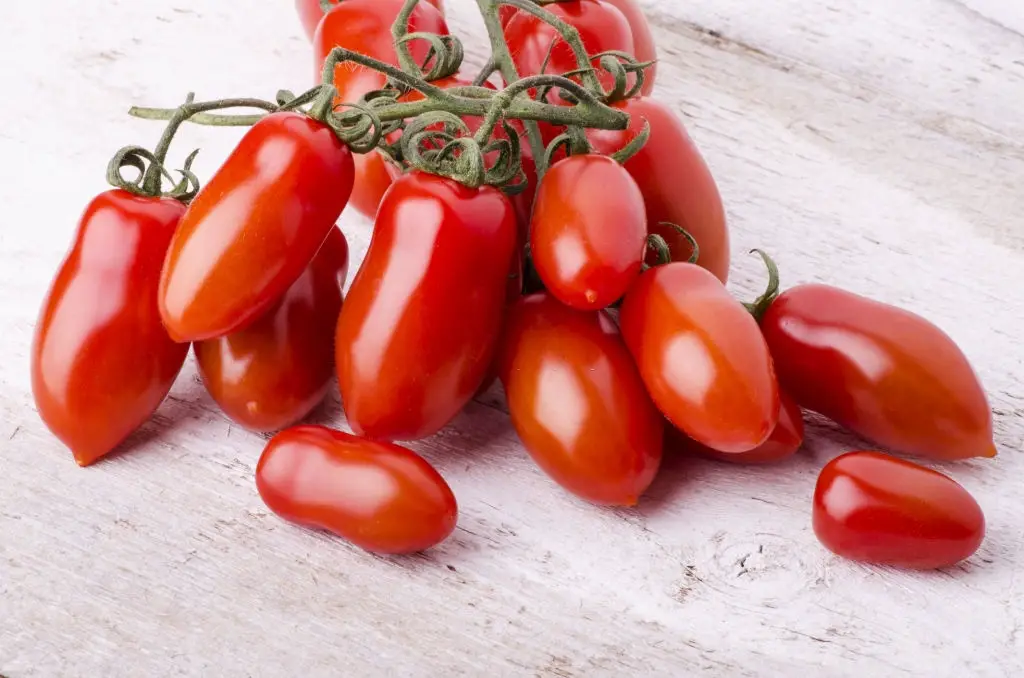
[194,227,349,433]
[761,283,996,461]
[813,451,985,569]
[257,425,458,554]
[159,112,354,342]
[297,0,444,41]
[499,294,663,506]
[32,190,189,466]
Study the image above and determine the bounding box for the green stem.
[392,0,429,77]
[744,249,781,321]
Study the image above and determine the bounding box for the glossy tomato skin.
[499,294,663,506]
[32,190,189,466]
[336,172,518,441]
[530,155,646,310]
[672,391,804,465]
[194,228,349,433]
[813,451,985,569]
[297,0,443,41]
[619,263,780,453]
[257,425,458,554]
[314,0,448,102]
[761,284,996,461]
[588,98,728,283]
[159,112,353,342]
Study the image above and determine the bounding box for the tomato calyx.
[743,249,782,321]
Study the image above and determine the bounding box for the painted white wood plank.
[1,1,1022,676]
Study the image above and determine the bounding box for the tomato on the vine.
[760,283,996,461]
[588,97,730,282]
[159,112,354,342]
[530,154,646,310]
[670,391,804,465]
[297,0,444,42]
[619,262,780,453]
[814,451,985,569]
[32,190,189,467]
[314,0,449,103]
[499,294,663,506]
[257,425,458,554]
[194,228,349,433]
[335,171,518,441]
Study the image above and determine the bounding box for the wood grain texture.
[1,0,1022,676]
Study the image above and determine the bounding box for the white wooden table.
[2,1,1023,675]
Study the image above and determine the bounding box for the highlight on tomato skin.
[194,227,349,433]
[760,283,997,461]
[256,425,458,555]
[296,0,444,41]
[813,451,986,570]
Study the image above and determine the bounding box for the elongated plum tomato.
[619,263,780,453]
[257,425,458,554]
[336,171,518,441]
[588,97,730,283]
[530,155,647,310]
[296,0,444,41]
[814,451,985,569]
[32,190,189,466]
[669,391,804,465]
[194,228,349,433]
[159,112,353,342]
[499,294,663,506]
[760,284,996,461]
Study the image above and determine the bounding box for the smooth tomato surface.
[671,391,804,464]
[297,0,444,41]
[159,112,353,342]
[530,155,646,310]
[257,425,458,554]
[32,190,189,466]
[499,294,663,506]
[194,228,349,433]
[813,451,985,569]
[761,284,996,461]
[336,172,518,441]
[314,0,448,102]
[619,263,780,453]
[588,97,730,282]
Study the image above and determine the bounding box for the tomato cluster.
[32,0,998,568]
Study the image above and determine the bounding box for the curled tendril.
[609,120,651,164]
[328,102,386,154]
[398,33,465,82]
[482,120,526,189]
[592,50,654,101]
[402,111,489,187]
[542,126,590,170]
[106,145,201,202]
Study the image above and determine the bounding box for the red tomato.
[297,0,444,41]
[314,0,449,103]
[814,451,985,569]
[194,228,349,433]
[761,284,996,461]
[530,154,646,310]
[32,190,189,466]
[257,425,458,554]
[159,112,354,342]
[588,97,730,283]
[335,171,518,441]
[602,0,657,94]
[499,6,517,26]
[671,391,804,465]
[619,263,780,453]
[499,294,663,506]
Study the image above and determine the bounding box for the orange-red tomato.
[314,0,448,102]
[336,171,518,441]
[671,391,804,465]
[530,154,646,310]
[32,190,189,466]
[814,451,985,569]
[499,294,663,506]
[296,0,444,41]
[194,228,349,433]
[619,263,780,453]
[588,97,730,283]
[257,425,458,554]
[761,284,996,461]
[159,112,354,342]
